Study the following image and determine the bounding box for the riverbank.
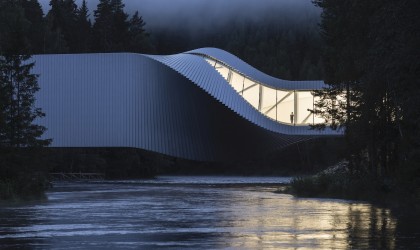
[0,137,344,200]
[0,174,48,201]
[284,161,420,211]
[0,148,50,201]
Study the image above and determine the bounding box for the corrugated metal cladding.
[32,49,341,161]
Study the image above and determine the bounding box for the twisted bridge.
[33,48,340,161]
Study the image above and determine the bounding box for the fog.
[38,0,321,33]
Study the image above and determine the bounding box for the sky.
[38,0,321,33]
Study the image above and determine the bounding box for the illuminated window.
[203,56,325,126]
[242,83,260,109]
[229,71,244,93]
[277,90,294,124]
[261,86,277,120]
[296,91,313,124]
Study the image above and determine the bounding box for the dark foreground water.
[0,176,419,249]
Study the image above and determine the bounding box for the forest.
[316,0,419,192]
[0,0,419,204]
[1,0,324,81]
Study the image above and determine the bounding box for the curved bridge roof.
[186,47,326,90]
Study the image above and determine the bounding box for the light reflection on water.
[0,176,417,249]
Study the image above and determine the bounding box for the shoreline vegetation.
[0,137,345,201]
[284,160,420,211]
[0,149,50,201]
[0,174,49,201]
[1,139,419,212]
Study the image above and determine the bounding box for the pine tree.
[62,0,78,51]
[74,0,92,52]
[110,0,129,51]
[19,0,45,54]
[45,0,78,53]
[128,11,153,53]
[110,0,124,12]
[93,0,113,51]
[45,0,69,53]
[0,55,50,147]
[0,0,50,148]
[311,0,380,174]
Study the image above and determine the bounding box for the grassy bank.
[0,173,49,201]
[0,148,51,201]
[286,161,420,209]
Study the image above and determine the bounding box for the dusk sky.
[38,0,321,32]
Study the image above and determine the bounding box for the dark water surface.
[0,176,419,249]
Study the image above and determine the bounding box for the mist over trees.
[131,0,325,80]
[12,0,154,54]
[11,0,324,81]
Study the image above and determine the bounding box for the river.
[0,176,419,249]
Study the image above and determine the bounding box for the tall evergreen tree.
[61,0,78,52]
[19,0,45,54]
[0,56,50,147]
[93,0,141,52]
[110,0,129,51]
[368,0,420,186]
[311,0,388,175]
[44,0,69,53]
[74,0,92,52]
[92,0,113,51]
[128,11,153,53]
[0,1,50,148]
[45,0,78,53]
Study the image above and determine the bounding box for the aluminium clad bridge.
[33,48,340,161]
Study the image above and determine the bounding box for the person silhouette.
[290,112,294,124]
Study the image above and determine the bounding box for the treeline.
[1,0,324,81]
[312,0,420,197]
[0,0,154,55]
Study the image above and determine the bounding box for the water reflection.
[225,195,397,249]
[0,176,416,249]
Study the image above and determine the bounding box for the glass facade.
[205,57,324,125]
